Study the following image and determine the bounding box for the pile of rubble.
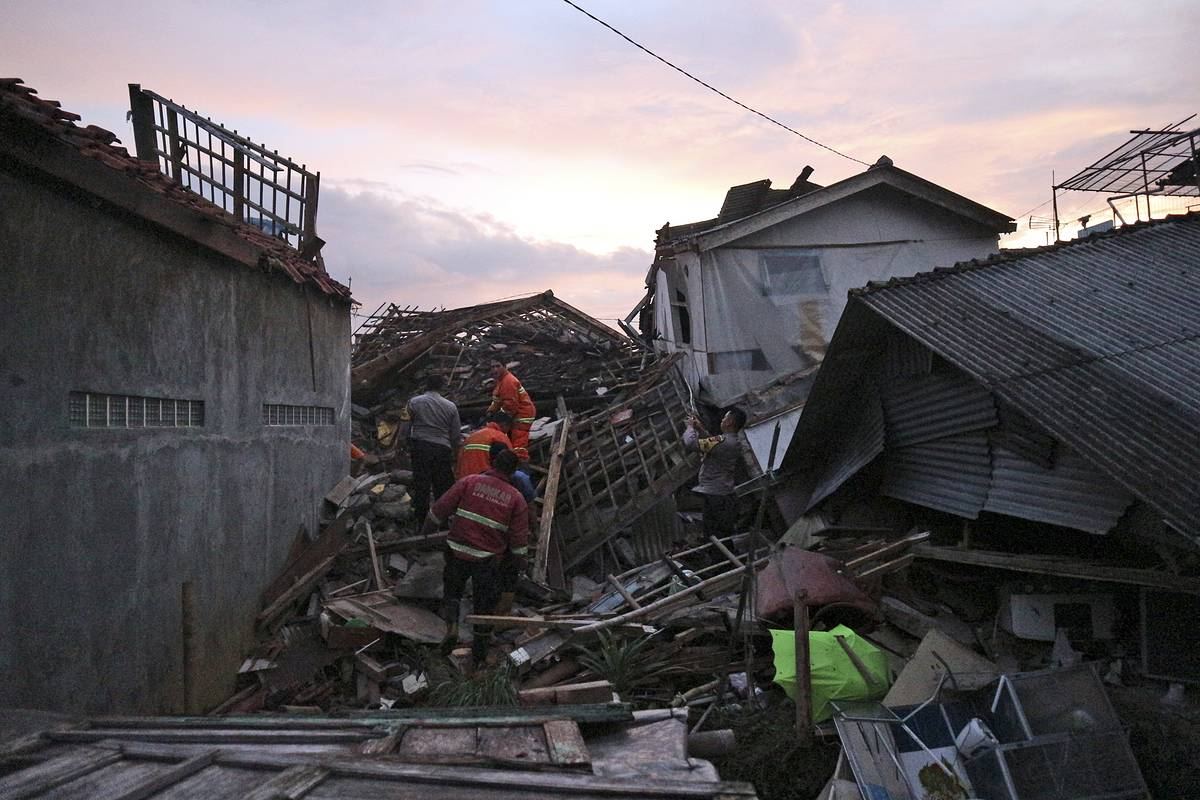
[206,291,1192,799]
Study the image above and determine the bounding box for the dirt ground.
[1110,683,1200,799]
[704,702,840,800]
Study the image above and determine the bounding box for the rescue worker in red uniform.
[487,359,536,460]
[455,411,513,478]
[422,448,529,665]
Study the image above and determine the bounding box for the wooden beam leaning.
[532,408,572,584]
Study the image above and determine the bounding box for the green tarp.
[770,624,890,721]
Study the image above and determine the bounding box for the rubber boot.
[494,591,516,616]
[439,599,460,655]
[471,633,489,667]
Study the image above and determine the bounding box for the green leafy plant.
[575,631,670,699]
[426,658,518,707]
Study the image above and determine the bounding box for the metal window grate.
[68,392,205,429]
[262,404,334,426]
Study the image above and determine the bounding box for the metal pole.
[794,590,812,744]
[1051,173,1060,243]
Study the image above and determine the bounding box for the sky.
[4,1,1199,323]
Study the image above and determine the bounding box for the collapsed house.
[630,159,1015,471]
[0,80,351,715]
[350,291,700,581]
[783,212,1200,552]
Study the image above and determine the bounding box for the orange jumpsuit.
[488,370,536,459]
[456,422,512,478]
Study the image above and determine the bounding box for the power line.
[559,0,870,167]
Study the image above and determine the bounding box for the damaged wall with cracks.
[0,163,350,715]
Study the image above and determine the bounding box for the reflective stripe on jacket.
[489,371,536,420]
[431,469,530,561]
[456,423,512,478]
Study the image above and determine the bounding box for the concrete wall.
[0,165,350,714]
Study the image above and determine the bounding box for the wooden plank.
[533,408,572,584]
[0,745,122,799]
[101,750,218,800]
[465,615,651,634]
[241,764,329,800]
[257,554,338,631]
[365,524,386,591]
[543,720,590,767]
[262,515,352,609]
[843,531,929,572]
[48,729,375,745]
[708,535,744,568]
[912,544,1200,593]
[607,573,641,610]
[398,727,477,758]
[477,725,549,763]
[854,553,913,579]
[113,741,759,797]
[794,591,812,745]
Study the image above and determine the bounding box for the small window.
[760,252,826,296]
[263,404,335,426]
[69,391,204,429]
[671,288,692,345]
[708,349,770,373]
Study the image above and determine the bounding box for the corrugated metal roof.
[881,372,997,448]
[881,432,992,519]
[806,391,885,510]
[986,446,1134,534]
[856,213,1200,539]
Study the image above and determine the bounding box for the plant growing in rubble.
[576,631,669,701]
[426,658,518,708]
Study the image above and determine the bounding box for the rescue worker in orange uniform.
[486,359,536,460]
[455,411,513,478]
[422,448,529,665]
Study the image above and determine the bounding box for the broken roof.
[788,212,1200,541]
[351,290,644,402]
[0,78,351,300]
[656,158,1014,253]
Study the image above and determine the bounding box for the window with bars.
[262,404,335,426]
[69,392,204,429]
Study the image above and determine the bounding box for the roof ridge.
[851,210,1200,296]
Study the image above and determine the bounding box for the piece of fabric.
[683,425,741,495]
[410,439,455,524]
[770,624,890,722]
[456,423,512,478]
[405,391,463,450]
[431,469,530,560]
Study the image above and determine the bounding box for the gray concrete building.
[0,80,353,714]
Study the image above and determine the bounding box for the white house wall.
[696,189,999,405]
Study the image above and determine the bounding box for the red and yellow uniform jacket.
[488,370,536,424]
[431,469,530,561]
[456,422,512,479]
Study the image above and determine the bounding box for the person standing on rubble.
[486,359,536,461]
[421,448,529,666]
[683,407,747,537]
[401,374,462,528]
[456,411,513,478]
